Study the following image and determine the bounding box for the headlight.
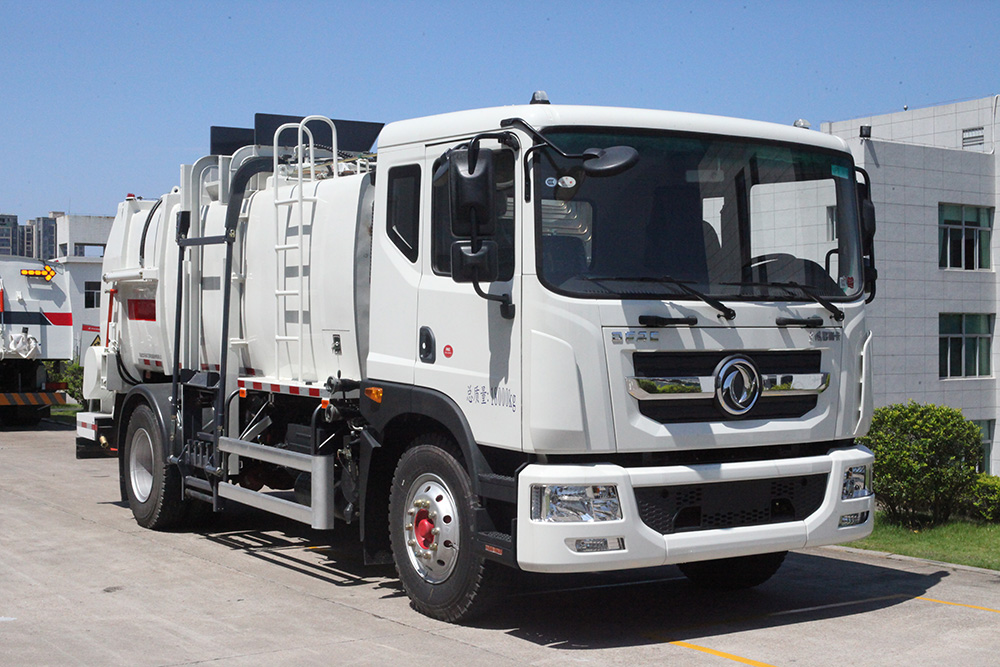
[842,465,873,500]
[530,484,622,522]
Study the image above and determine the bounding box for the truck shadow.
[195,505,946,648]
[479,552,947,649]
[198,507,398,592]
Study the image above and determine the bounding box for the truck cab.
[364,103,875,578]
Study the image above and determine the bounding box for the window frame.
[939,204,993,271]
[971,419,994,474]
[84,281,101,309]
[939,313,993,378]
[386,164,421,263]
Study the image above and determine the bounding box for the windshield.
[533,130,864,301]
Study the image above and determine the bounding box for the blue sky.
[2,1,999,222]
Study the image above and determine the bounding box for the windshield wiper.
[722,280,844,322]
[583,275,736,320]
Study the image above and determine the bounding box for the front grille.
[634,473,828,535]
[632,350,822,423]
[633,350,821,377]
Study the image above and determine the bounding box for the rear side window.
[387,165,420,262]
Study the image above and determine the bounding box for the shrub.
[44,359,85,405]
[858,401,982,527]
[962,473,1000,523]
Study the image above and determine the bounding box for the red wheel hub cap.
[414,509,434,549]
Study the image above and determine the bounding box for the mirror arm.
[501,118,579,159]
[521,144,546,203]
[472,280,515,319]
[504,117,597,203]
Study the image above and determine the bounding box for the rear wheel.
[678,551,787,590]
[389,435,503,622]
[123,404,186,529]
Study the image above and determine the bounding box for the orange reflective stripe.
[0,392,66,406]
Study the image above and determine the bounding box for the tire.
[123,403,186,530]
[389,435,503,622]
[678,551,787,590]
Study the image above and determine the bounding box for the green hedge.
[962,473,1000,523]
[858,402,982,527]
[44,359,84,404]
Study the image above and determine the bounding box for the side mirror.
[856,168,877,302]
[861,198,876,252]
[448,147,496,238]
[451,241,499,283]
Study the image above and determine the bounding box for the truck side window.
[432,149,515,280]
[387,165,420,263]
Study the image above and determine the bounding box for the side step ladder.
[212,438,336,530]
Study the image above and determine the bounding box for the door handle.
[419,326,436,364]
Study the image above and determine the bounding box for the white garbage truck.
[80,96,878,621]
[0,256,72,425]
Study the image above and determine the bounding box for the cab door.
[413,142,522,451]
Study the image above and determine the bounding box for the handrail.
[269,116,339,382]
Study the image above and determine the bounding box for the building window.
[939,204,993,270]
[971,419,995,474]
[84,281,101,309]
[963,127,985,149]
[939,313,993,377]
[826,206,837,242]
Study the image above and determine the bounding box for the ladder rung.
[275,336,299,342]
[274,244,299,251]
[275,290,299,296]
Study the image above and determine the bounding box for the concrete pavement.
[2,421,999,666]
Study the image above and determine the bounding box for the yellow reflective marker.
[670,641,777,667]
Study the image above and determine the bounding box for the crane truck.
[0,256,72,426]
[80,96,878,621]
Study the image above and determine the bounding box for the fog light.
[842,465,872,499]
[573,537,625,553]
[839,511,870,527]
[530,484,622,522]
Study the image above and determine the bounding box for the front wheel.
[123,403,186,530]
[389,436,503,622]
[678,551,787,590]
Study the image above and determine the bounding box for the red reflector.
[127,299,156,321]
[46,382,68,391]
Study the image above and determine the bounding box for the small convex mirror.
[582,146,639,176]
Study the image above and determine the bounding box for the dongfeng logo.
[714,356,761,417]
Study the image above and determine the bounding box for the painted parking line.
[670,640,776,666]
[916,596,1000,614]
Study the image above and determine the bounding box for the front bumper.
[515,446,874,573]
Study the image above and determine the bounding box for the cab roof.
[377,104,851,154]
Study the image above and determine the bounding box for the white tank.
[100,162,373,387]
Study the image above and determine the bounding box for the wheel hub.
[129,428,155,503]
[403,474,460,584]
